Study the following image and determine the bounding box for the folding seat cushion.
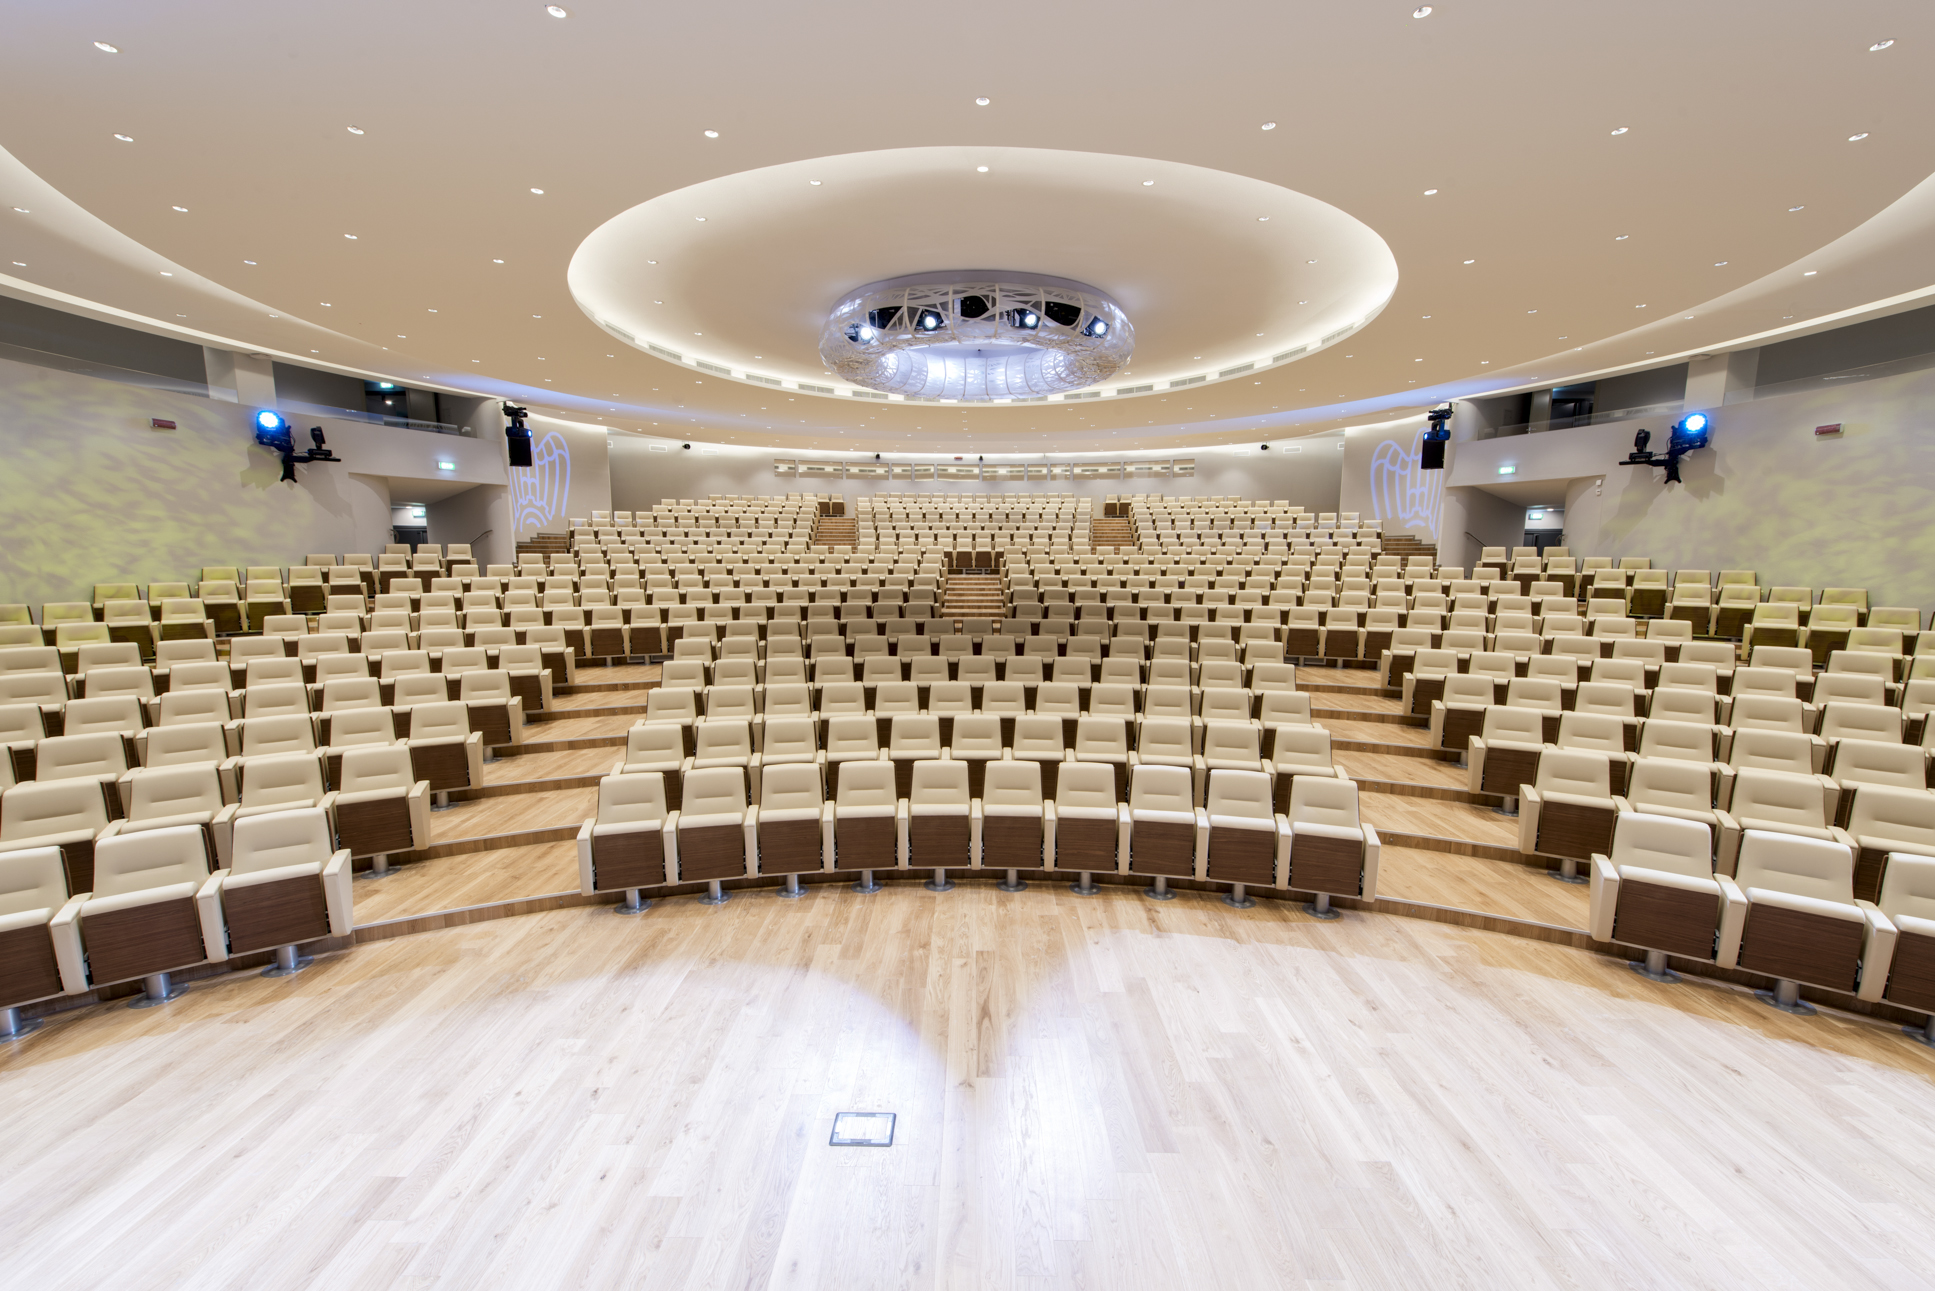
[1588,811,1722,962]
[1519,749,1622,866]
[1717,831,1890,1001]
[1864,855,1935,1013]
[1717,767,1844,874]
[1429,673,1497,754]
[1008,715,1068,800]
[1202,768,1286,889]
[1842,784,1935,904]
[888,714,943,799]
[947,715,1004,799]
[1467,705,1546,801]
[1620,757,1724,848]
[1819,701,1903,752]
[0,844,89,1014]
[197,807,352,959]
[752,763,832,877]
[65,823,218,988]
[832,758,902,874]
[233,751,332,820]
[1286,776,1380,903]
[688,720,759,802]
[108,762,236,864]
[674,766,754,883]
[823,714,883,796]
[1126,764,1201,879]
[980,760,1049,874]
[331,745,431,870]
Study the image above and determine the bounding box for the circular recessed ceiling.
[567,147,1397,405]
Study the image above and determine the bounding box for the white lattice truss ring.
[819,272,1134,401]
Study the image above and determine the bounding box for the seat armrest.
[576,818,596,893]
[50,895,89,993]
[1857,900,1899,1003]
[1518,785,1543,854]
[197,869,230,962]
[1361,823,1381,900]
[407,779,432,846]
[1588,854,1619,941]
[1715,875,1749,968]
[742,807,760,877]
[895,798,910,867]
[322,848,353,934]
[819,803,836,871]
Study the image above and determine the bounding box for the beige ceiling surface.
[1,0,1932,452]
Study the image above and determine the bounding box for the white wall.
[606,435,1347,512]
[1448,364,1935,611]
[1340,418,1446,543]
[514,416,610,539]
[0,353,506,607]
[426,485,512,568]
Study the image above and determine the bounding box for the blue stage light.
[256,410,288,433]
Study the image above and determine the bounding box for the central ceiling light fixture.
[821,272,1132,401]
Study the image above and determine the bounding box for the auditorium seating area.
[5,496,1935,1035]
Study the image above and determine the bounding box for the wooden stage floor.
[2,885,1932,1289]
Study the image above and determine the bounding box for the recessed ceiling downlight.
[1848,132,1869,141]
[1261,121,1276,130]
[1413,5,1432,16]
[113,133,132,142]
[703,130,719,138]
[1610,126,1629,135]
[975,97,990,106]
[1871,38,1894,51]
[94,41,119,53]
[547,4,568,15]
[347,126,364,135]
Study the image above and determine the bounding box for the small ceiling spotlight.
[1611,126,1629,135]
[94,41,119,53]
[975,97,990,106]
[1848,132,1870,142]
[347,126,365,135]
[1261,121,1277,130]
[976,165,989,172]
[1083,318,1110,337]
[1413,5,1432,16]
[703,129,719,138]
[547,5,568,16]
[1870,38,1895,51]
[918,311,944,331]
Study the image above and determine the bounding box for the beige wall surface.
[1447,365,1935,611]
[514,417,610,539]
[0,355,505,607]
[606,436,1347,513]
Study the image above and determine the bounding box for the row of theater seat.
[0,806,355,1029]
[576,759,1378,913]
[1587,810,1935,1026]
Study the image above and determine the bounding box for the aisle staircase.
[1089,516,1136,549]
[939,574,1006,623]
[812,515,858,547]
[1380,533,1438,564]
[516,532,569,561]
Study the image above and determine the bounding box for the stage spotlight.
[847,323,878,343]
[918,311,943,331]
[1083,317,1110,338]
[1419,404,1452,470]
[255,409,288,434]
[1021,310,1039,328]
[1669,411,1711,453]
[504,402,534,467]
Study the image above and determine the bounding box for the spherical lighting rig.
[819,272,1133,400]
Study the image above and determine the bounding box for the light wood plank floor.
[352,841,580,924]
[1377,845,1588,926]
[4,887,1932,1290]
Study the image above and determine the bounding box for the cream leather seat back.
[237,752,327,814]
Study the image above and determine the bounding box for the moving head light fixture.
[504,403,533,468]
[1419,404,1453,471]
[1619,412,1710,484]
[254,409,341,483]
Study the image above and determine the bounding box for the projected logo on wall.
[1368,430,1445,536]
[512,431,571,533]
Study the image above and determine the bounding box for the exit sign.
[1815,423,1843,437]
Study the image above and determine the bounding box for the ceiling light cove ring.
[567,146,1398,405]
[822,272,1130,400]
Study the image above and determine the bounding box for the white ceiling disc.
[567,147,1398,405]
